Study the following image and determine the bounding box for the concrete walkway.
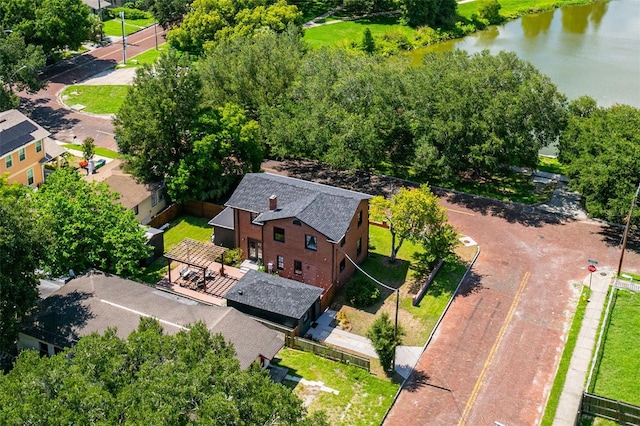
[553,270,614,425]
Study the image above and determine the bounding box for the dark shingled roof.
[226,173,371,242]
[21,271,283,369]
[226,270,323,319]
[208,206,234,230]
[0,109,50,157]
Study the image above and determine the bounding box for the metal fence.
[581,393,640,425]
[286,335,370,372]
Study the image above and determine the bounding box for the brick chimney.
[269,195,277,211]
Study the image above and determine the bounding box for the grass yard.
[61,85,129,115]
[589,289,640,405]
[61,143,119,159]
[457,0,593,20]
[541,286,590,426]
[333,224,476,346]
[274,348,399,425]
[121,43,168,68]
[102,17,154,37]
[538,156,568,176]
[296,0,341,22]
[136,215,212,284]
[303,15,413,49]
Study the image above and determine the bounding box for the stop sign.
[588,264,597,273]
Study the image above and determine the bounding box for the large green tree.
[146,0,192,29]
[0,177,48,351]
[167,0,302,55]
[0,318,327,425]
[396,0,457,27]
[114,50,203,183]
[0,0,92,55]
[369,184,457,263]
[34,167,149,277]
[367,312,405,371]
[558,99,640,223]
[167,103,263,202]
[0,31,46,111]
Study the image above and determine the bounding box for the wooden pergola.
[164,238,228,287]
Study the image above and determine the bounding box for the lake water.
[419,0,640,108]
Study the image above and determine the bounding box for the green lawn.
[303,15,413,48]
[457,0,593,20]
[296,0,341,22]
[590,289,640,405]
[102,17,154,37]
[61,143,119,159]
[538,156,568,175]
[61,85,129,115]
[136,215,213,284]
[121,43,168,68]
[541,286,590,426]
[274,348,399,425]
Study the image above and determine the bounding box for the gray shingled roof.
[208,206,234,230]
[21,271,283,369]
[226,270,323,319]
[0,109,50,157]
[226,173,371,242]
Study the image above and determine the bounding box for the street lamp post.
[617,182,640,277]
[120,11,126,64]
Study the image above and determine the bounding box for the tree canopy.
[369,184,457,264]
[397,0,457,27]
[0,177,48,351]
[0,318,327,425]
[0,32,46,111]
[367,312,404,371]
[146,0,192,29]
[166,0,302,55]
[34,167,149,277]
[558,98,640,223]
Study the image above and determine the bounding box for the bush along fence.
[580,393,640,425]
[286,335,371,372]
[412,259,444,306]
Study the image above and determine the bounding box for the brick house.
[211,173,372,306]
[0,109,50,187]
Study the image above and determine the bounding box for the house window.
[5,155,12,169]
[250,212,259,223]
[357,210,363,227]
[357,237,362,255]
[53,346,63,355]
[340,259,346,272]
[294,260,302,275]
[27,168,34,186]
[39,342,48,357]
[277,255,284,270]
[36,140,42,153]
[340,236,346,247]
[151,190,157,207]
[158,188,164,201]
[305,234,317,251]
[293,219,302,226]
[19,148,26,162]
[274,227,285,243]
[133,205,139,215]
[303,311,309,323]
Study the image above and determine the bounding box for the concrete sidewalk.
[553,270,613,425]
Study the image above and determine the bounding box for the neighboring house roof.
[208,206,234,230]
[227,269,323,320]
[39,138,67,163]
[226,173,372,242]
[21,271,284,369]
[85,159,161,209]
[0,109,50,157]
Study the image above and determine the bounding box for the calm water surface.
[418,0,640,107]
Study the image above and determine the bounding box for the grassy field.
[303,15,412,48]
[457,0,593,20]
[121,43,167,68]
[275,348,399,425]
[61,143,119,159]
[538,156,568,175]
[61,85,129,114]
[541,286,590,425]
[590,289,640,405]
[333,224,476,346]
[102,17,154,37]
[136,215,212,284]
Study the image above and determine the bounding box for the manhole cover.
[599,272,607,277]
[501,260,509,265]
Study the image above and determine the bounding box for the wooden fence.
[581,393,640,425]
[147,201,224,229]
[285,335,370,372]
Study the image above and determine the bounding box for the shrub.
[108,7,151,20]
[367,312,405,371]
[478,0,503,24]
[221,248,243,267]
[345,276,380,308]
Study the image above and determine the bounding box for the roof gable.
[226,173,371,241]
[226,270,323,319]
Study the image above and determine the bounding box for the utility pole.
[617,182,640,276]
[98,0,103,43]
[120,11,126,64]
[154,22,158,50]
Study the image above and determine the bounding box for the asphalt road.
[18,25,166,151]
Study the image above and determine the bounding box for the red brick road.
[18,25,166,151]
[384,192,640,425]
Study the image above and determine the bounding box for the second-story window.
[357,210,363,227]
[305,234,317,251]
[5,155,12,169]
[36,140,42,153]
[274,227,285,243]
[19,148,26,162]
